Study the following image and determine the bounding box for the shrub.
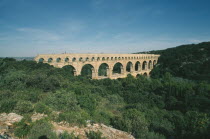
[85,131,106,139]
[57,110,89,126]
[14,101,34,114]
[28,119,57,139]
[59,131,79,139]
[34,102,51,114]
[14,119,32,138]
[45,90,79,111]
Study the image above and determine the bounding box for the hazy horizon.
[1,0,210,57]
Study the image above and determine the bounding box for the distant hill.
[0,57,34,61]
[138,42,210,82]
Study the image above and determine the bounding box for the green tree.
[14,101,34,114]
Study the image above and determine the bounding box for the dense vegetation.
[146,42,210,82]
[0,42,210,139]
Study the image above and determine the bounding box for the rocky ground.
[0,113,135,139]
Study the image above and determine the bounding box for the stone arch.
[81,64,95,79]
[148,60,152,69]
[98,63,109,76]
[115,57,117,60]
[91,57,95,61]
[79,57,83,61]
[113,62,123,74]
[142,61,147,70]
[107,57,109,60]
[126,61,133,72]
[143,72,147,76]
[48,58,53,63]
[97,57,100,61]
[72,57,76,62]
[62,65,76,76]
[122,57,124,60]
[125,57,127,60]
[86,57,89,61]
[111,57,114,60]
[102,57,105,61]
[135,61,141,71]
[118,57,121,60]
[56,57,61,62]
[136,74,141,78]
[38,58,44,63]
[65,57,69,62]
[153,60,157,66]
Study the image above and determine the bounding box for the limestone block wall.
[34,53,160,79]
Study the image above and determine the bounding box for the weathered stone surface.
[31,113,47,122]
[0,113,134,139]
[53,122,135,139]
[0,113,22,139]
[0,113,23,125]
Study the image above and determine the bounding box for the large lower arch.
[148,60,152,69]
[143,72,147,76]
[81,64,95,79]
[135,61,141,71]
[142,61,147,70]
[126,61,133,72]
[153,60,157,67]
[98,63,109,76]
[62,65,76,76]
[113,62,123,74]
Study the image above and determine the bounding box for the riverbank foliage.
[0,42,210,139]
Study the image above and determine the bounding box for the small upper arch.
[79,57,83,61]
[48,58,53,63]
[86,57,89,61]
[72,57,76,62]
[65,57,69,62]
[38,58,44,63]
[56,57,61,63]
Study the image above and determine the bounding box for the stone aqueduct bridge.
[34,54,160,79]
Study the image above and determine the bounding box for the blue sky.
[0,0,210,57]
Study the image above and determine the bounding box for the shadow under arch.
[81,64,94,79]
[135,61,141,71]
[148,60,152,69]
[56,57,61,63]
[153,60,157,67]
[38,58,44,63]
[136,74,141,78]
[126,61,133,72]
[143,72,147,76]
[48,58,53,63]
[98,63,109,76]
[113,62,123,74]
[62,65,76,76]
[142,61,147,70]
